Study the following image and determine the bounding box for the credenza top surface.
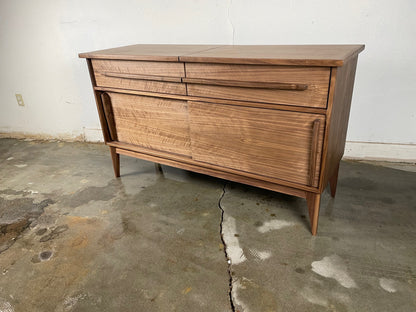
[79,44,364,67]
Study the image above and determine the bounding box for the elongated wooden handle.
[182,77,308,91]
[100,92,118,141]
[102,73,308,90]
[308,119,321,186]
[103,72,182,83]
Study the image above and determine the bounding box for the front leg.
[306,192,321,235]
[110,147,120,178]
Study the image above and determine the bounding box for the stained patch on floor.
[0,191,54,253]
[311,254,357,288]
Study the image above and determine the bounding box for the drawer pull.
[183,77,308,91]
[100,92,118,141]
[308,119,321,186]
[103,72,182,83]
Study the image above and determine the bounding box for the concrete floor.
[0,138,415,312]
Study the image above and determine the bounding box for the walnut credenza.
[79,44,364,235]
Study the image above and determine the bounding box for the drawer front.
[185,63,330,108]
[92,59,186,95]
[94,72,186,95]
[92,59,185,77]
[188,102,325,186]
[106,93,191,156]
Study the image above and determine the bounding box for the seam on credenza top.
[178,46,224,62]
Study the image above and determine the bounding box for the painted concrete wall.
[1,1,415,157]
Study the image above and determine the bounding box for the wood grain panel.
[108,93,191,156]
[115,147,307,198]
[319,56,359,191]
[180,45,365,66]
[186,63,330,108]
[107,141,320,193]
[79,44,221,61]
[188,102,325,186]
[80,44,364,66]
[92,59,185,77]
[94,72,186,95]
[94,86,327,114]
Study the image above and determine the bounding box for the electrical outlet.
[15,93,24,106]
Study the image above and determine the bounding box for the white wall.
[1,0,415,157]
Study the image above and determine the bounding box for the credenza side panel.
[320,56,359,191]
[188,101,325,187]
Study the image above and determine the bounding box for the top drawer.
[91,59,187,95]
[185,63,330,108]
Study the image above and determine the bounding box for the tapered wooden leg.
[110,147,120,178]
[329,163,340,198]
[154,163,164,175]
[306,192,321,235]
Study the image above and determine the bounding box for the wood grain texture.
[180,45,365,66]
[188,102,325,187]
[92,59,185,77]
[183,77,308,90]
[92,59,186,95]
[108,93,191,156]
[80,44,221,61]
[115,146,307,198]
[186,63,330,108]
[94,86,327,114]
[308,119,321,186]
[110,147,120,178]
[80,44,364,66]
[95,72,186,95]
[319,56,359,192]
[107,141,320,193]
[102,72,182,82]
[101,92,118,141]
[306,192,321,235]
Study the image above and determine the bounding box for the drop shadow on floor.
[119,159,337,233]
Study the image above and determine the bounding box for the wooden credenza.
[79,44,364,235]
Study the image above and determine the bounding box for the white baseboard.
[0,128,103,142]
[343,141,416,163]
[83,128,104,142]
[0,128,84,141]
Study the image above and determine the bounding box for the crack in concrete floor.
[218,181,236,312]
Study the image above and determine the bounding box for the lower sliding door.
[188,101,325,187]
[103,92,192,157]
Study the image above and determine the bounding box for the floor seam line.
[218,181,235,312]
